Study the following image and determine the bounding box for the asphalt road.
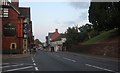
[1,50,119,73]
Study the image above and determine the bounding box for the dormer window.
[3,8,8,17]
[0,8,8,18]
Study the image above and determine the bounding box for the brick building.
[0,0,33,54]
[19,7,33,53]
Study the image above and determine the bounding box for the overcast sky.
[19,0,90,42]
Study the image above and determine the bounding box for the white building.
[51,34,66,52]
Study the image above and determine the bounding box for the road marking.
[63,57,76,63]
[31,57,39,71]
[33,63,36,66]
[32,57,35,63]
[32,57,34,61]
[2,64,24,68]
[3,66,33,72]
[85,64,118,73]
[35,67,39,71]
[33,60,35,63]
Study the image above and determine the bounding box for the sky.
[18,0,91,42]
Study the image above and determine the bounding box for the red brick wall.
[2,7,23,53]
[0,18,2,52]
[9,8,19,19]
[69,43,119,58]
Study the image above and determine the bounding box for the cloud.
[70,2,90,9]
[64,21,76,25]
[79,11,88,20]
[54,20,76,27]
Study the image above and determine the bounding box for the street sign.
[18,19,23,37]
[3,23,16,36]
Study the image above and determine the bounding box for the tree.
[79,23,94,39]
[66,26,79,44]
[89,2,120,32]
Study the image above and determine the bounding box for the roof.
[51,34,66,42]
[48,33,54,38]
[2,1,20,14]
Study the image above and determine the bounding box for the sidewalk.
[2,54,31,60]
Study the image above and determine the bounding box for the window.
[0,8,3,17]
[12,44,15,49]
[0,8,8,18]
[4,8,8,12]
[3,8,8,17]
[10,43,16,49]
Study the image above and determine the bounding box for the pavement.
[2,54,31,60]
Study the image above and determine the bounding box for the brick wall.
[2,5,23,54]
[68,43,119,58]
[0,18,1,71]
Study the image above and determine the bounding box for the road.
[1,50,119,73]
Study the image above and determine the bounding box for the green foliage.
[79,23,95,39]
[66,26,79,45]
[65,24,95,48]
[89,2,120,32]
[64,2,120,50]
[83,29,118,44]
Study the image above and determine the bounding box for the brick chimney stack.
[11,0,19,11]
[55,29,58,32]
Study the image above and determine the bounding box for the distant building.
[46,29,66,52]
[0,0,33,54]
[51,34,66,52]
[19,7,33,53]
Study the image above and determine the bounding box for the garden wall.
[69,43,119,58]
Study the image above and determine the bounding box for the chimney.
[55,29,58,32]
[11,0,19,11]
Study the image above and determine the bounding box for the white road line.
[63,57,76,62]
[33,63,36,66]
[2,64,24,68]
[33,60,35,63]
[3,66,33,72]
[85,64,118,73]
[35,67,39,71]
[31,57,39,71]
[32,57,34,61]
[32,57,35,63]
